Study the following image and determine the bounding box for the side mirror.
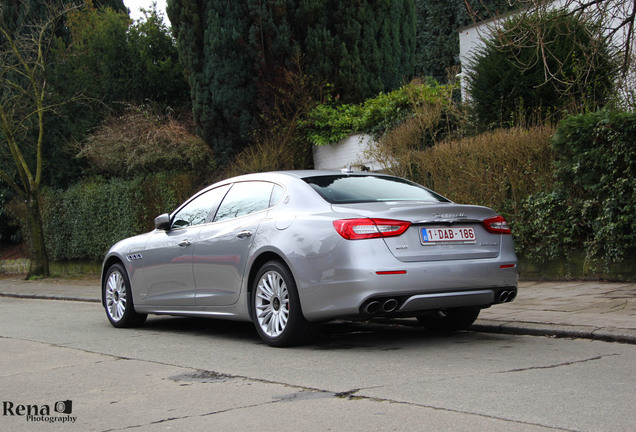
[154,213,171,230]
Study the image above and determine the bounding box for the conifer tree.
[414,0,512,81]
[168,0,416,160]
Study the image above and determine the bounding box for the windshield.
[303,175,449,204]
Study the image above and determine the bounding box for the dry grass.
[375,126,556,217]
[221,128,307,179]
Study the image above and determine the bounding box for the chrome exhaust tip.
[365,301,382,314]
[497,290,517,303]
[498,290,510,303]
[382,299,398,313]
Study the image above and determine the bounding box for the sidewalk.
[0,276,634,344]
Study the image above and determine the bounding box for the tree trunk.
[25,193,49,278]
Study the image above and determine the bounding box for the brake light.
[483,215,511,234]
[333,218,411,240]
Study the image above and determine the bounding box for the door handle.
[236,230,253,239]
[178,240,192,247]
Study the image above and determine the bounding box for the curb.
[0,292,100,303]
[473,319,636,345]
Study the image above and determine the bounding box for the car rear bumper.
[288,238,518,321]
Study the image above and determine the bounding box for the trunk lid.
[331,202,502,262]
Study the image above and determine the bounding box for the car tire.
[416,306,481,331]
[251,261,314,347]
[103,263,147,328]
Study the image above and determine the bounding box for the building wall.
[312,134,387,172]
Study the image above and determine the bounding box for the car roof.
[197,171,398,198]
[221,170,391,183]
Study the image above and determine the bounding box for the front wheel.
[252,261,314,347]
[103,263,147,328]
[416,307,481,331]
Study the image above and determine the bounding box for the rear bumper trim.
[399,290,495,311]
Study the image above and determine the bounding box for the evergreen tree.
[414,0,511,81]
[291,0,415,103]
[467,11,616,128]
[168,0,416,161]
[44,2,188,186]
[1,0,125,33]
[168,0,257,163]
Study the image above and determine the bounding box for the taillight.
[333,218,411,240]
[483,215,511,234]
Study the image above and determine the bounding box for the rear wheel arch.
[246,251,289,321]
[250,259,316,347]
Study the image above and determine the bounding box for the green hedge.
[514,110,636,265]
[42,173,199,262]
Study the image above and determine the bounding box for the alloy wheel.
[105,270,127,322]
[255,270,290,338]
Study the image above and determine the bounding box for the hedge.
[514,110,636,264]
[42,172,199,262]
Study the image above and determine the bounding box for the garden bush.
[372,126,556,221]
[302,79,457,146]
[467,10,616,129]
[42,173,200,262]
[221,59,321,178]
[76,107,215,178]
[515,110,636,264]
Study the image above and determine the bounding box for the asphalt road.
[1,296,634,432]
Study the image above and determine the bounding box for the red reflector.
[376,270,407,275]
[500,264,516,269]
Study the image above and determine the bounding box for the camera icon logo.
[54,400,72,414]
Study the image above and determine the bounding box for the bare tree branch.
[466,0,635,79]
[0,1,82,277]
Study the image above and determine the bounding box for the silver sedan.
[102,170,518,346]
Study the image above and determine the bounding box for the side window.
[270,184,284,207]
[172,185,230,228]
[214,182,275,222]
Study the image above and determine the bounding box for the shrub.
[0,185,22,245]
[302,79,457,146]
[222,58,322,178]
[76,107,215,178]
[42,173,200,262]
[513,191,585,263]
[515,110,636,264]
[468,10,616,129]
[373,126,556,220]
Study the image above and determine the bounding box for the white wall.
[458,17,498,100]
[312,134,387,172]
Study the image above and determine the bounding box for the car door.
[193,181,280,307]
[141,185,230,306]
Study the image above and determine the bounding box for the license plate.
[421,227,476,245]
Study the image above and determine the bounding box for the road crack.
[496,353,620,374]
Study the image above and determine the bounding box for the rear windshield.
[303,175,449,204]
